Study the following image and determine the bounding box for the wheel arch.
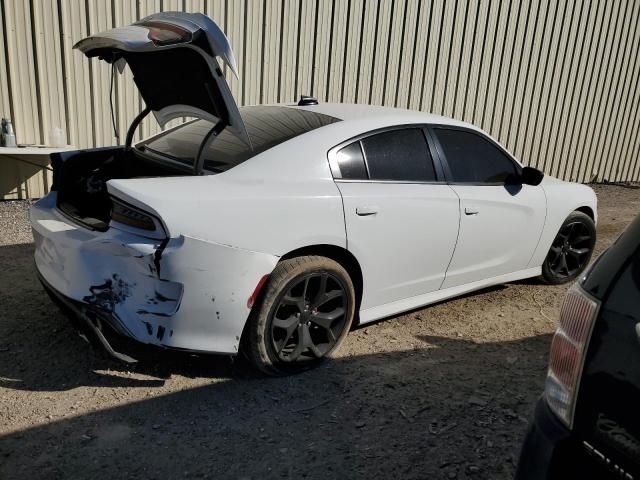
[279,244,364,320]
[575,205,595,221]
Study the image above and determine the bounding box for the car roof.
[290,102,479,131]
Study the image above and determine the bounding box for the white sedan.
[31,13,597,374]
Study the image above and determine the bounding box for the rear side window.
[434,128,518,183]
[360,129,436,182]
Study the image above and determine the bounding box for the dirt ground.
[0,184,638,480]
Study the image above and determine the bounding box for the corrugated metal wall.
[1,0,640,183]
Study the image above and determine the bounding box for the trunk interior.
[52,147,188,231]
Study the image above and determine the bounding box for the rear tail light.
[138,21,191,46]
[111,197,167,238]
[544,284,600,428]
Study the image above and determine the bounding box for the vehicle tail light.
[111,198,157,231]
[544,284,600,428]
[138,21,191,46]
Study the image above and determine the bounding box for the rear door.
[331,127,460,313]
[430,126,546,288]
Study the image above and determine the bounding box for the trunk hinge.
[125,106,152,150]
[193,119,226,175]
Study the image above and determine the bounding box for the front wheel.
[541,211,596,285]
[244,255,356,376]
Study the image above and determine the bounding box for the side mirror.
[520,166,544,186]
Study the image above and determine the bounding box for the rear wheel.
[541,211,596,285]
[245,256,355,375]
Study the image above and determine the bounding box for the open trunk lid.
[73,12,249,145]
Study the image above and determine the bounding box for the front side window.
[360,128,437,182]
[434,128,518,183]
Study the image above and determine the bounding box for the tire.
[541,211,596,285]
[244,255,356,376]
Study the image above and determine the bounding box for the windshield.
[139,105,340,173]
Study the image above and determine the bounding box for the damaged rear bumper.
[38,270,140,363]
[31,193,279,356]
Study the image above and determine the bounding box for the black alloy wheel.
[269,271,348,363]
[542,211,596,284]
[244,255,356,375]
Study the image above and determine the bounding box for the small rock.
[152,424,161,430]
[467,396,487,407]
[355,420,366,428]
[467,465,481,474]
[504,409,518,419]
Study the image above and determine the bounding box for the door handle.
[356,206,378,216]
[464,207,479,215]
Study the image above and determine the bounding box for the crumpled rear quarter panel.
[31,193,278,354]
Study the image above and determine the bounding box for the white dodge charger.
[31,13,597,374]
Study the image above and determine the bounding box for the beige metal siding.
[1,0,640,188]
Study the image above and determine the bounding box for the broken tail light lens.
[544,284,600,428]
[111,198,156,231]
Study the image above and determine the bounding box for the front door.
[429,126,546,288]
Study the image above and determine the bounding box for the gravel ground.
[0,185,639,479]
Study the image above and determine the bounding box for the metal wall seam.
[503,0,536,158]
[571,0,614,183]
[522,0,563,172]
[542,0,582,178]
[560,0,600,182]
[579,0,626,183]
[383,0,406,108]
[4,0,40,145]
[617,38,640,181]
[341,0,364,104]
[32,1,66,146]
[278,0,298,103]
[589,0,634,182]
[0,0,14,123]
[599,0,640,182]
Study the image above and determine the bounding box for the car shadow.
[1,242,552,479]
[0,332,551,479]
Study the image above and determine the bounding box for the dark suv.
[516,214,640,479]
